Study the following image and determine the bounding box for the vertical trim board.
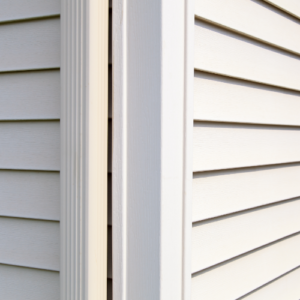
[61,0,108,299]
[113,0,187,299]
[182,0,194,299]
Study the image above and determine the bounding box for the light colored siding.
[193,122,300,172]
[194,20,300,91]
[195,0,300,55]
[192,199,300,273]
[193,2,300,295]
[0,71,60,120]
[0,1,60,297]
[263,0,300,19]
[244,266,300,300]
[0,0,60,23]
[0,171,59,220]
[193,163,300,222]
[0,218,59,270]
[192,234,300,300]
[0,121,60,171]
[0,18,60,72]
[194,72,300,126]
[0,264,59,300]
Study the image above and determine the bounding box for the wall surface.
[192,0,300,298]
[0,0,60,299]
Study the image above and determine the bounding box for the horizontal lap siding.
[0,71,60,120]
[192,199,300,273]
[0,171,59,220]
[0,264,59,300]
[194,72,300,126]
[192,234,300,300]
[193,122,300,172]
[0,18,60,72]
[0,121,60,171]
[195,0,300,55]
[0,2,60,298]
[263,0,300,20]
[194,20,300,91]
[193,163,300,222]
[0,218,59,270]
[193,1,300,298]
[243,266,300,299]
[0,0,60,23]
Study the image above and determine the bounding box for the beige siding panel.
[195,0,300,55]
[263,0,300,20]
[192,199,300,273]
[0,264,59,300]
[0,70,60,120]
[0,121,60,171]
[244,266,300,300]
[192,234,300,300]
[193,163,300,222]
[194,72,300,126]
[194,21,300,91]
[0,170,59,220]
[0,0,60,23]
[193,122,300,172]
[0,217,59,270]
[0,18,60,72]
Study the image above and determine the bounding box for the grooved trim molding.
[61,1,108,299]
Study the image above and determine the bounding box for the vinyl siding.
[192,1,300,298]
[0,18,60,72]
[195,0,300,55]
[192,233,300,300]
[0,264,59,300]
[263,0,300,20]
[0,0,60,23]
[194,21,300,91]
[0,1,60,298]
[0,71,60,120]
[242,266,300,299]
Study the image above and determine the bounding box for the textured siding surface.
[0,1,60,298]
[192,0,300,298]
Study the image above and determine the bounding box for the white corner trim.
[113,0,193,299]
[61,1,108,299]
[183,0,195,299]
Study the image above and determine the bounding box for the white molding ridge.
[61,1,108,299]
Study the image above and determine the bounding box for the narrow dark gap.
[107,2,113,300]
